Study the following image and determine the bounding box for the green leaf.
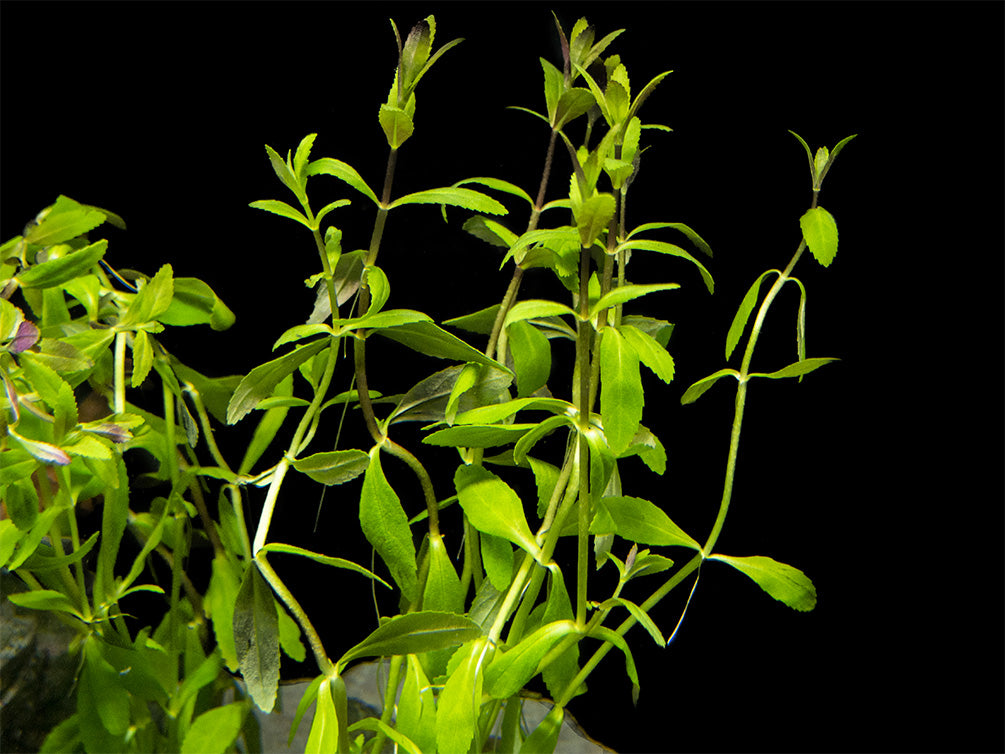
[485,620,579,699]
[436,639,490,754]
[455,464,540,557]
[541,57,563,124]
[619,324,675,383]
[422,532,463,613]
[452,396,571,426]
[159,277,235,330]
[264,144,302,199]
[600,597,665,646]
[424,423,535,449]
[591,283,679,318]
[234,562,280,713]
[227,339,329,424]
[521,705,564,754]
[278,601,306,662]
[480,532,514,591]
[799,206,838,267]
[181,703,246,754]
[337,611,482,670]
[588,625,640,697]
[121,263,174,327]
[388,187,507,215]
[726,270,779,360]
[618,239,713,294]
[443,304,500,335]
[462,215,519,248]
[206,555,241,671]
[25,195,107,246]
[291,449,369,486]
[260,543,391,588]
[626,221,713,257]
[249,199,313,230]
[396,655,437,754]
[680,368,742,405]
[376,320,509,372]
[749,357,838,380]
[555,87,596,129]
[574,192,616,247]
[81,638,131,736]
[130,329,154,388]
[600,327,643,455]
[307,157,380,206]
[7,588,84,617]
[508,319,551,397]
[452,176,534,207]
[503,299,578,329]
[293,133,317,184]
[593,496,701,550]
[305,677,339,754]
[710,554,817,611]
[359,448,417,601]
[16,239,107,289]
[379,104,415,149]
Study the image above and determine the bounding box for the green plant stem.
[255,553,335,676]
[385,438,439,537]
[162,381,179,486]
[575,245,593,627]
[113,331,127,414]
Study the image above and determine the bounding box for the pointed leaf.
[680,368,742,405]
[359,448,417,601]
[337,611,482,669]
[436,639,490,754]
[600,597,665,646]
[521,705,564,754]
[508,319,551,397]
[305,677,339,754]
[422,532,463,613]
[160,277,235,330]
[234,563,279,713]
[376,320,510,372]
[307,157,380,205]
[25,195,107,246]
[485,620,578,699]
[379,104,415,149]
[503,299,578,329]
[726,270,780,360]
[291,449,369,486]
[710,554,817,611]
[593,496,701,550]
[424,423,536,448]
[600,327,643,455]
[16,240,107,289]
[455,464,539,556]
[388,187,507,215]
[619,324,675,383]
[181,703,246,754]
[618,239,713,293]
[249,199,313,230]
[227,339,329,424]
[574,192,616,247]
[591,283,679,318]
[799,206,838,267]
[750,357,838,380]
[259,543,391,588]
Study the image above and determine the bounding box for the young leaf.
[422,532,463,614]
[749,357,838,381]
[307,157,380,205]
[359,448,417,601]
[726,270,780,360]
[503,299,578,329]
[508,319,551,397]
[480,532,515,591]
[249,200,313,230]
[293,133,317,184]
[305,677,339,754]
[395,655,437,754]
[588,625,640,699]
[709,554,817,611]
[680,368,742,405]
[454,464,539,557]
[160,277,235,330]
[600,327,644,455]
[574,192,616,247]
[291,449,369,486]
[521,705,564,754]
[233,562,280,713]
[227,339,329,424]
[259,543,391,588]
[337,611,482,669]
[617,239,714,294]
[25,195,107,246]
[599,597,665,646]
[379,104,415,149]
[6,588,84,617]
[593,496,701,550]
[16,240,107,289]
[436,639,490,754]
[484,620,579,699]
[619,324,675,383]
[181,703,246,754]
[388,187,507,215]
[130,329,154,388]
[799,206,839,267]
[591,283,679,318]
[376,320,509,372]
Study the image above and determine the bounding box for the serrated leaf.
[8,430,71,466]
[455,464,539,556]
[710,554,817,611]
[307,157,380,206]
[749,357,838,380]
[626,221,713,257]
[249,200,313,230]
[131,329,154,388]
[592,496,701,550]
[619,324,675,383]
[379,104,415,149]
[591,283,679,318]
[600,327,643,455]
[574,192,616,247]
[265,144,302,199]
[424,423,535,449]
[16,240,107,289]
[618,238,713,294]
[503,299,578,330]
[293,133,317,183]
[291,449,369,486]
[337,611,482,670]
[227,339,329,424]
[6,588,83,617]
[234,563,279,713]
[799,206,838,267]
[462,216,519,248]
[388,187,507,215]
[376,320,509,373]
[359,448,417,601]
[680,368,742,405]
[25,195,107,246]
[726,270,780,360]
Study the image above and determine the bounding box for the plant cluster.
[0,13,853,753]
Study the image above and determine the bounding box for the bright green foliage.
[710,554,818,611]
[800,206,839,267]
[359,447,418,601]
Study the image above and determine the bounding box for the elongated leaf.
[181,703,245,754]
[800,206,838,267]
[307,158,379,205]
[359,448,417,601]
[591,283,679,318]
[521,705,564,754]
[619,324,674,383]
[444,304,500,335]
[680,368,742,405]
[750,357,838,380]
[376,320,509,372]
[480,532,514,590]
[600,327,643,455]
[618,239,713,293]
[508,319,551,397]
[422,532,463,613]
[726,270,780,360]
[396,655,437,754]
[234,563,279,713]
[453,396,571,426]
[600,597,665,646]
[436,639,490,754]
[7,588,83,617]
[227,339,329,424]
[260,543,391,588]
[305,677,339,754]
[389,187,507,215]
[160,277,235,330]
[593,496,701,550]
[249,199,312,229]
[81,639,130,736]
[503,299,578,330]
[626,221,713,257]
[424,423,535,448]
[455,464,539,556]
[293,133,317,183]
[710,554,817,611]
[574,192,616,247]
[379,104,415,149]
[588,625,640,696]
[452,176,533,207]
[485,620,579,699]
[500,226,580,268]
[291,449,369,486]
[16,240,107,289]
[25,195,107,246]
[337,611,482,670]
[513,414,572,465]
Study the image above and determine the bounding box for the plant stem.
[113,331,127,414]
[575,244,593,627]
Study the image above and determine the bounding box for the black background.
[2,2,1003,753]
